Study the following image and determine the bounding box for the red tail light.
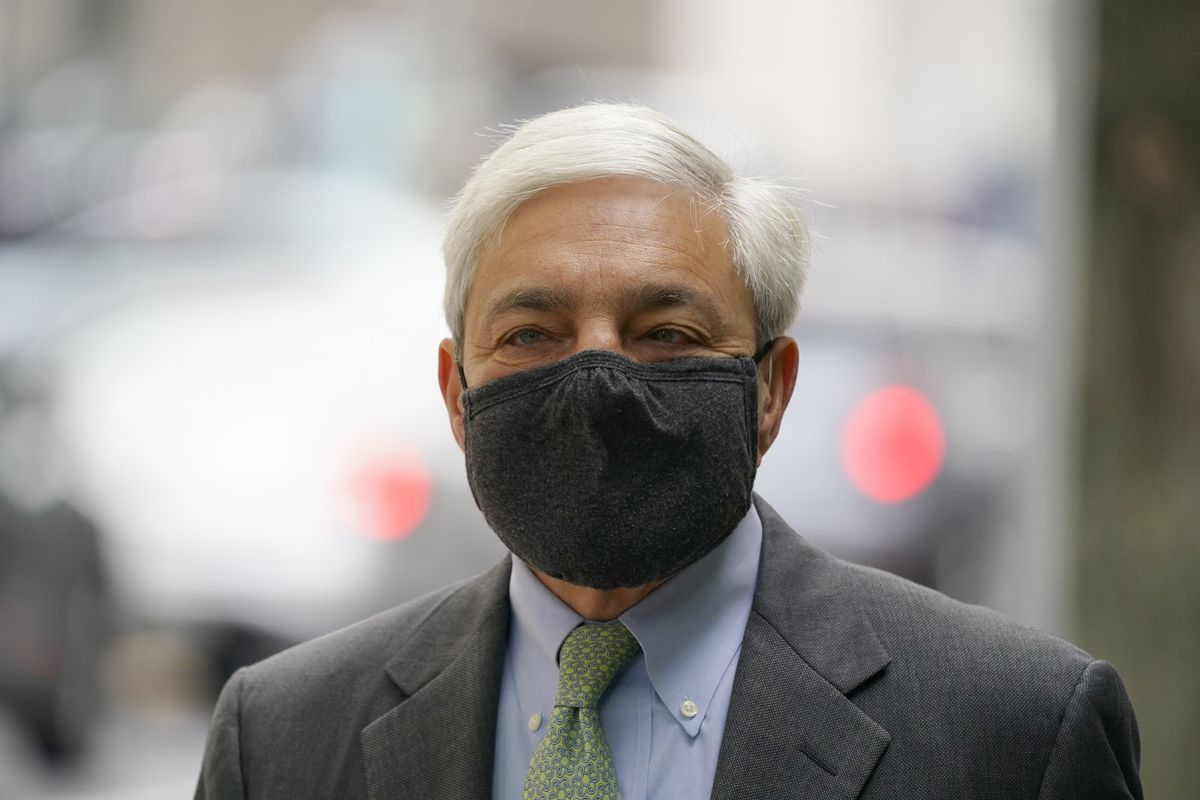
[354,455,433,540]
[841,385,945,503]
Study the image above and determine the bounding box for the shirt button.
[528,712,542,731]
[680,699,699,719]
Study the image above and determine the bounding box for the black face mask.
[461,349,760,589]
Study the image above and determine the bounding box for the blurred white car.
[0,172,505,650]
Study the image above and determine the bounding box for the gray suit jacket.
[195,495,1142,799]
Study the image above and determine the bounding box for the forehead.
[465,176,749,323]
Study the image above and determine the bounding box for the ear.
[755,336,799,466]
[437,338,466,452]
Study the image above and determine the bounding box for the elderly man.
[195,104,1141,799]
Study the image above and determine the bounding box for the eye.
[507,328,548,346]
[648,327,689,344]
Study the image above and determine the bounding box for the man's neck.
[530,568,667,621]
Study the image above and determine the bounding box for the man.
[195,103,1142,799]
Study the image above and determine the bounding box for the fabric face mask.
[462,349,760,589]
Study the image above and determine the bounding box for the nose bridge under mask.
[462,349,758,419]
[546,359,676,438]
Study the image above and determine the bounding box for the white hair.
[442,102,808,352]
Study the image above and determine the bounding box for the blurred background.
[0,0,1194,797]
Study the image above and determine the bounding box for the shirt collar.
[507,506,762,738]
[509,555,584,670]
[619,506,761,736]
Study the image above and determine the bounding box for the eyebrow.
[482,287,577,329]
[622,283,725,328]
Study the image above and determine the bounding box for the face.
[437,175,798,464]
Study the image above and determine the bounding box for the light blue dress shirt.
[492,507,763,800]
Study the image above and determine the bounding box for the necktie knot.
[553,620,640,709]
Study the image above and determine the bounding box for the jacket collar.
[749,495,891,694]
[361,557,512,800]
[709,495,892,799]
[361,494,892,799]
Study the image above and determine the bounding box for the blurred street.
[0,707,207,800]
[0,627,213,799]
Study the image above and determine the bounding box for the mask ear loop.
[753,338,777,390]
[457,361,469,391]
[752,338,776,363]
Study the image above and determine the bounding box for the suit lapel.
[710,496,893,800]
[361,558,512,800]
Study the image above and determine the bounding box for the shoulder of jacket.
[236,559,508,699]
[836,558,1093,684]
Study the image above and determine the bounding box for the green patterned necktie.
[523,620,641,800]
